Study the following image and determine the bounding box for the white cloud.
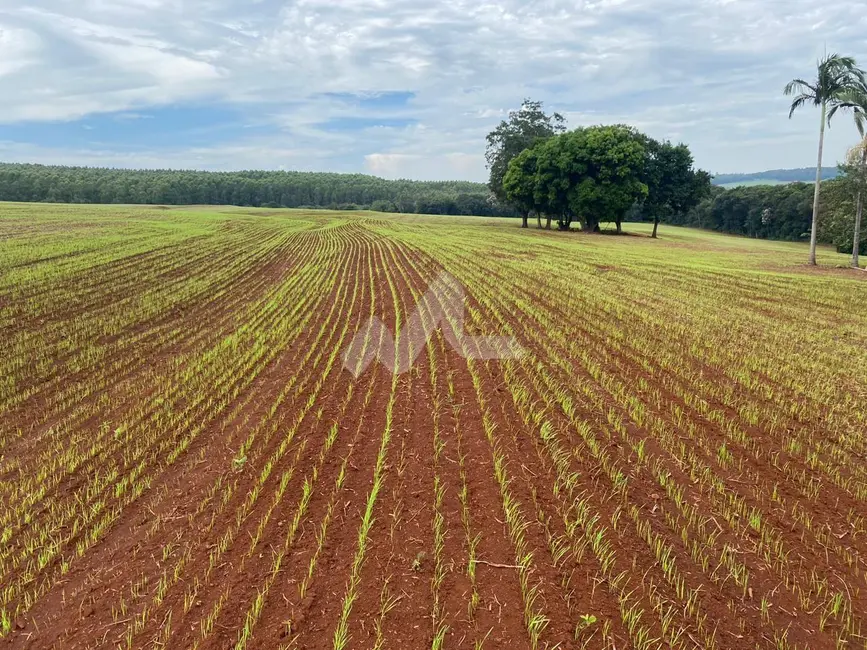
[364,152,483,180]
[0,24,42,77]
[1,0,867,179]
[0,138,334,172]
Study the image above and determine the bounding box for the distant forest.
[711,167,839,186]
[0,162,861,254]
[0,163,515,217]
[667,179,863,254]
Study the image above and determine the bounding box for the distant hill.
[712,168,839,188]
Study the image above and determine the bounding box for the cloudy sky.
[0,0,865,181]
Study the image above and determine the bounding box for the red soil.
[3,215,866,650]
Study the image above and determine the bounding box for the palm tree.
[785,53,866,265]
[831,84,867,268]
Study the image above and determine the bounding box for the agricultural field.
[1,202,867,650]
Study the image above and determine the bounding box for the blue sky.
[0,106,271,149]
[1,1,866,181]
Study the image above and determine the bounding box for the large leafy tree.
[502,147,543,228]
[640,137,712,238]
[531,135,578,230]
[569,125,649,233]
[531,125,649,232]
[785,53,866,265]
[485,99,566,216]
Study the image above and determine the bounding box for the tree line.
[647,173,866,257]
[0,163,515,217]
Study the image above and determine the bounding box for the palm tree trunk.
[809,102,827,266]
[854,191,863,268]
[854,147,867,269]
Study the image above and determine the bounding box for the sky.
[0,0,866,182]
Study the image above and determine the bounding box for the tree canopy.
[502,124,709,235]
[501,147,543,228]
[485,99,566,212]
[639,136,712,237]
[0,163,517,217]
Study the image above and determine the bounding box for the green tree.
[485,99,566,214]
[639,137,711,238]
[827,145,867,260]
[503,147,542,228]
[532,135,578,230]
[785,53,866,264]
[563,125,649,233]
[817,175,858,253]
[508,125,651,233]
[831,83,867,267]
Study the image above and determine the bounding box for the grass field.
[1,202,866,650]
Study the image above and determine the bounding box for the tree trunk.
[582,216,600,233]
[651,216,659,239]
[854,146,867,269]
[521,212,528,228]
[854,190,863,268]
[809,102,827,266]
[545,215,551,230]
[615,219,622,235]
[536,212,542,229]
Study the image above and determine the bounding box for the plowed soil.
[2,204,867,650]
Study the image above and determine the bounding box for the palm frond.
[787,94,812,119]
[828,84,867,128]
[816,54,867,100]
[785,54,867,128]
[834,86,867,107]
[855,111,867,139]
[820,53,857,68]
[783,79,816,97]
